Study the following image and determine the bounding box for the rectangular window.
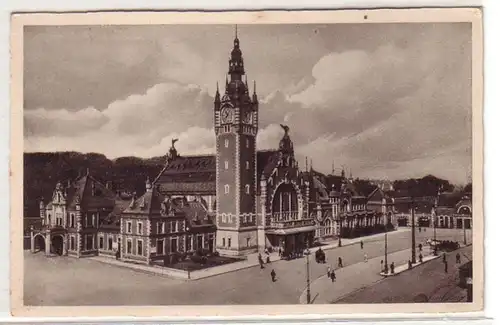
[108,237,113,250]
[99,236,104,249]
[127,221,132,233]
[224,184,230,194]
[157,239,164,255]
[70,214,75,228]
[126,239,132,254]
[246,238,250,247]
[171,237,178,253]
[197,235,203,249]
[224,139,229,148]
[70,236,75,250]
[224,161,229,169]
[186,235,192,251]
[246,139,250,148]
[222,238,226,247]
[228,237,232,248]
[137,239,143,256]
[246,161,250,170]
[170,221,178,233]
[137,222,143,235]
[86,235,93,250]
[222,214,227,223]
[157,222,162,234]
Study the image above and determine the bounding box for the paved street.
[24,228,471,305]
[336,245,472,303]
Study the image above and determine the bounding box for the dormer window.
[245,184,250,194]
[224,184,230,194]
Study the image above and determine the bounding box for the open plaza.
[24,227,471,305]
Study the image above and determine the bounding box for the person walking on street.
[444,260,448,273]
[327,265,331,278]
[456,253,461,264]
[418,243,423,252]
[338,257,343,268]
[419,253,423,263]
[380,260,384,272]
[408,260,412,269]
[271,269,276,282]
[443,253,447,263]
[390,262,395,274]
[360,241,364,249]
[330,269,336,282]
[364,253,368,263]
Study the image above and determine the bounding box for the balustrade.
[268,211,314,229]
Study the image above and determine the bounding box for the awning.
[266,225,317,235]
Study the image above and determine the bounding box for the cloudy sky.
[24,23,472,184]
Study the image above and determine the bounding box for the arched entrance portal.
[33,234,45,252]
[51,235,64,256]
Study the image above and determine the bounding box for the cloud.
[24,24,472,184]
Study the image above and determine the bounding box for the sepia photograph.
[10,9,483,317]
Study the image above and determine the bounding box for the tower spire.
[235,24,238,39]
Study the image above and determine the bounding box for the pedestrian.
[364,253,368,263]
[408,260,412,269]
[327,265,331,278]
[419,227,422,233]
[443,253,447,263]
[418,243,423,252]
[360,241,364,249]
[330,269,336,282]
[266,256,271,264]
[278,247,282,257]
[419,253,423,263]
[456,253,461,264]
[338,257,343,268]
[444,260,448,273]
[390,262,395,274]
[271,269,276,282]
[424,227,427,232]
[380,260,384,272]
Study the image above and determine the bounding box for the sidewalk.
[299,245,435,304]
[89,228,410,281]
[379,253,440,276]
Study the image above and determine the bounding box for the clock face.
[242,111,252,124]
[221,106,233,123]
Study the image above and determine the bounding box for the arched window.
[325,219,332,235]
[224,161,229,169]
[245,184,250,194]
[246,161,250,170]
[224,184,230,194]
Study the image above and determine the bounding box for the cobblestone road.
[24,228,471,305]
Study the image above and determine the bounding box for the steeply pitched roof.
[122,185,165,215]
[154,150,281,195]
[66,174,116,211]
[437,192,462,208]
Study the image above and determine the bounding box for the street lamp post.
[433,186,442,256]
[305,243,311,304]
[411,197,416,264]
[384,228,388,273]
[338,215,342,247]
[463,219,467,246]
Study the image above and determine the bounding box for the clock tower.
[214,27,259,255]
